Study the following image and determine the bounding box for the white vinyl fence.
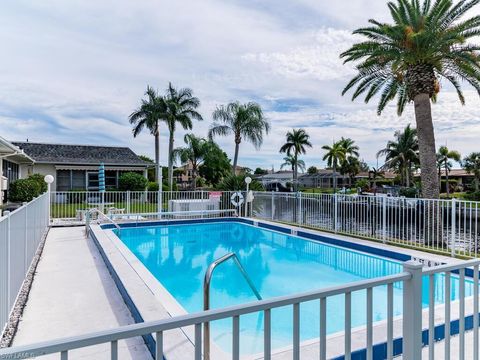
[252,191,480,257]
[0,192,49,336]
[1,259,479,360]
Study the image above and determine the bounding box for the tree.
[129,86,165,183]
[254,167,268,175]
[340,156,362,184]
[341,0,480,199]
[199,142,231,186]
[164,82,203,189]
[437,146,461,197]
[209,102,270,174]
[463,152,480,191]
[322,141,346,192]
[307,166,318,175]
[119,172,148,191]
[173,134,209,189]
[377,125,419,187]
[279,129,312,191]
[217,174,264,191]
[369,167,385,195]
[339,137,360,158]
[281,155,306,173]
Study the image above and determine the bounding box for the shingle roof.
[12,142,150,166]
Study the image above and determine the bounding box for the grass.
[50,202,159,218]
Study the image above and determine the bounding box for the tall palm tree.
[341,0,480,199]
[437,146,461,197]
[209,102,270,174]
[463,152,480,191]
[129,86,166,184]
[339,137,360,158]
[164,82,203,189]
[377,125,419,187]
[322,141,346,192]
[279,129,312,191]
[173,134,209,189]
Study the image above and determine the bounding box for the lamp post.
[244,176,252,217]
[44,175,54,224]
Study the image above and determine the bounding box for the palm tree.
[339,137,360,157]
[369,167,385,195]
[209,102,270,174]
[377,125,419,187]
[129,86,166,184]
[281,155,306,173]
[322,141,346,192]
[279,129,312,191]
[341,0,480,199]
[463,152,480,192]
[437,146,461,197]
[173,134,209,189]
[164,83,203,189]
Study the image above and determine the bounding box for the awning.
[0,136,34,164]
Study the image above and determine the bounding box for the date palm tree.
[377,125,419,187]
[463,152,480,191]
[279,129,312,191]
[209,102,270,174]
[437,145,461,197]
[173,134,209,189]
[341,0,480,199]
[129,86,166,184]
[322,141,346,192]
[164,83,203,189]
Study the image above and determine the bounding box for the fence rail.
[0,192,49,336]
[252,191,480,257]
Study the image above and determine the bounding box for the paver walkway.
[12,227,151,359]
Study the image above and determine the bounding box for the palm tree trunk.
[294,153,298,191]
[232,140,240,175]
[445,163,450,198]
[413,94,439,199]
[333,163,337,192]
[168,131,174,189]
[405,166,410,188]
[154,127,160,183]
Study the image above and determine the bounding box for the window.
[87,172,99,190]
[56,170,71,191]
[2,160,19,185]
[105,170,117,189]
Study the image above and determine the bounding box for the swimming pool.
[116,220,473,355]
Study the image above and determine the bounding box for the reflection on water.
[118,221,474,356]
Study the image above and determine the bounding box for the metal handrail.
[85,208,121,235]
[203,252,262,360]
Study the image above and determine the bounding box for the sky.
[1,0,479,171]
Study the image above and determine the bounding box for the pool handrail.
[203,252,262,360]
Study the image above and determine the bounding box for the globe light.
[44,175,54,184]
[244,176,252,185]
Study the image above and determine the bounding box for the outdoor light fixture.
[44,174,54,184]
[244,176,252,185]
[244,176,252,217]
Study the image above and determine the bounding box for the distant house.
[298,170,350,188]
[256,171,294,191]
[0,137,34,204]
[12,142,150,191]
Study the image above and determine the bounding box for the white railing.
[0,261,418,360]
[252,191,480,257]
[2,259,478,359]
[50,191,243,225]
[0,192,49,336]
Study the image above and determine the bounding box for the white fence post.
[126,191,131,214]
[402,261,423,360]
[382,196,387,243]
[271,191,275,221]
[5,210,11,311]
[451,198,456,257]
[334,193,338,233]
[298,192,303,225]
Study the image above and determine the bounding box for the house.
[256,171,294,191]
[0,137,34,204]
[298,169,350,188]
[12,142,151,191]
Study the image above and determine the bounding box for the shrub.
[8,178,43,202]
[399,187,418,198]
[147,182,159,191]
[355,179,370,191]
[217,174,264,191]
[464,191,480,201]
[28,173,48,193]
[118,172,148,191]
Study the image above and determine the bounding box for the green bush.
[118,172,148,191]
[355,179,370,191]
[217,174,264,191]
[399,187,418,198]
[28,173,48,193]
[464,191,480,201]
[8,178,43,202]
[147,182,159,191]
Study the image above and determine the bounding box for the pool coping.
[93,217,475,359]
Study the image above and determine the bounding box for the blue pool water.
[117,221,474,355]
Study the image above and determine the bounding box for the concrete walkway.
[12,227,151,360]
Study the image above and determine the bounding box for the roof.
[0,137,34,164]
[12,142,150,167]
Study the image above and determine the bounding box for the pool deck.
[11,227,152,360]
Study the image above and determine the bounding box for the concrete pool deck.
[11,227,152,360]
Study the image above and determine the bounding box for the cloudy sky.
[1,0,479,170]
